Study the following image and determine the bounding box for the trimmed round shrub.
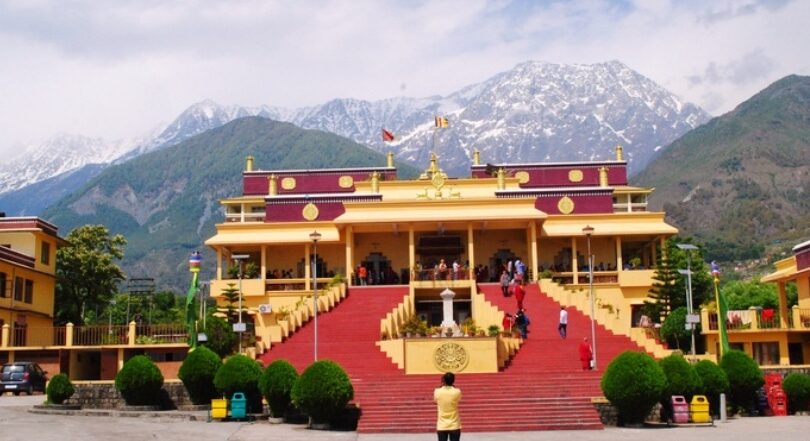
[46,373,75,405]
[694,359,729,416]
[659,353,702,400]
[259,359,299,418]
[115,355,164,406]
[202,317,238,359]
[719,350,764,413]
[660,307,693,350]
[213,354,263,413]
[291,360,354,424]
[783,373,810,413]
[601,351,666,425]
[178,346,222,405]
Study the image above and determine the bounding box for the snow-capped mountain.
[0,60,710,204]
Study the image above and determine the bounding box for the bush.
[660,307,699,350]
[601,351,666,425]
[694,360,729,416]
[783,373,810,413]
[291,360,354,424]
[202,317,238,358]
[115,355,164,406]
[719,350,763,413]
[259,360,299,418]
[178,346,222,405]
[46,373,75,405]
[213,354,263,413]
[659,353,702,400]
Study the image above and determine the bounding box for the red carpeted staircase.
[260,283,648,433]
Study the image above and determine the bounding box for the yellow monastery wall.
[353,232,411,272]
[799,276,810,309]
[473,229,527,263]
[404,338,498,374]
[266,245,304,275]
[315,243,346,276]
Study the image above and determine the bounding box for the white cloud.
[0,0,807,154]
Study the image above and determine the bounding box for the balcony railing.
[702,306,810,333]
[1,322,188,348]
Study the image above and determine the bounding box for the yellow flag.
[434,116,449,128]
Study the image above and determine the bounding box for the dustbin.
[769,390,788,416]
[210,398,228,421]
[690,395,711,423]
[230,392,247,420]
[671,395,690,424]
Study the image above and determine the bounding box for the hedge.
[783,373,810,413]
[694,359,729,415]
[259,359,299,418]
[659,353,702,401]
[601,351,666,425]
[178,346,222,405]
[719,350,763,413]
[291,360,354,424]
[213,354,263,413]
[115,355,164,406]
[46,373,75,405]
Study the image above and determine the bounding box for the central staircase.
[260,283,648,433]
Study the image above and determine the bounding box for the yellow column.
[65,323,73,347]
[530,222,538,282]
[409,225,415,281]
[467,223,475,274]
[304,243,311,291]
[240,203,245,223]
[779,338,790,365]
[261,245,267,281]
[128,321,136,346]
[1,323,8,347]
[615,237,623,272]
[778,282,789,328]
[346,226,354,286]
[216,248,222,280]
[117,348,125,372]
[572,237,579,285]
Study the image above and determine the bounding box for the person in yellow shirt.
[434,372,462,441]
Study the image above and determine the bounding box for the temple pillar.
[572,237,579,285]
[408,225,415,282]
[216,248,222,280]
[261,245,267,280]
[304,243,311,291]
[467,223,475,280]
[530,222,538,282]
[615,237,623,272]
[779,338,790,365]
[345,226,354,286]
[440,289,457,329]
[778,282,789,329]
[240,203,245,223]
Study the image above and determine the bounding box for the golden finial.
[496,167,506,190]
[370,171,381,193]
[615,145,623,161]
[268,174,277,195]
[387,152,394,168]
[245,155,254,172]
[473,150,481,166]
[429,153,439,173]
[598,167,609,187]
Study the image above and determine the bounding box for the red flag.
[382,128,395,142]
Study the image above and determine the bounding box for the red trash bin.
[671,395,690,424]
[769,390,788,416]
[765,373,783,390]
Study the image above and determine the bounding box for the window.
[13,277,23,301]
[24,279,33,304]
[41,241,50,265]
[0,272,6,298]
[753,342,780,366]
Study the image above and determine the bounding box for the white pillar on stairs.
[440,288,457,329]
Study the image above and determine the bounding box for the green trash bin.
[230,392,247,420]
[690,395,711,423]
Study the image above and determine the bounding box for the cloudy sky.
[0,0,807,155]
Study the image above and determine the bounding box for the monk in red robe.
[514,281,526,310]
[579,337,593,370]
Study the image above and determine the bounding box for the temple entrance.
[489,249,517,281]
[361,252,400,285]
[416,234,464,269]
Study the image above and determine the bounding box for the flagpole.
[711,261,729,358]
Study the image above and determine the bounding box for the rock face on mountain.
[43,117,417,291]
[0,60,708,216]
[633,75,810,261]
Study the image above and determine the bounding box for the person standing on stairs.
[500,270,510,296]
[358,264,368,285]
[558,306,568,339]
[579,337,593,370]
[514,279,526,310]
[434,372,462,441]
[515,309,530,339]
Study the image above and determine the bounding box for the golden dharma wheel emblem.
[515,171,530,184]
[568,169,583,183]
[557,196,575,215]
[281,177,297,190]
[302,203,319,221]
[433,342,469,373]
[338,175,354,188]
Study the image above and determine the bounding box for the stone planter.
[176,404,210,411]
[119,405,161,411]
[33,403,82,411]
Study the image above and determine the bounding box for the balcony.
[1,323,187,349]
[701,306,810,333]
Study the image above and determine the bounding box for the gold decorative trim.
[557,196,575,215]
[302,203,319,221]
[568,169,583,183]
[433,342,469,373]
[338,175,354,188]
[281,177,297,190]
[515,171,530,184]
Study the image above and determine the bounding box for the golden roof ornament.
[370,171,381,193]
[268,174,278,195]
[418,152,447,181]
[387,152,394,168]
[245,155,254,172]
[599,167,609,187]
[473,149,481,166]
[496,167,506,190]
[615,145,623,161]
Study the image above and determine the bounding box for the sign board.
[233,323,247,333]
[686,314,701,324]
[685,323,694,330]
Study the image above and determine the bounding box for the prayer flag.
[382,128,395,142]
[711,260,730,355]
[434,116,449,128]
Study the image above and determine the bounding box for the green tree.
[660,307,700,350]
[722,279,779,310]
[643,238,713,321]
[218,283,240,322]
[643,250,680,321]
[55,225,127,325]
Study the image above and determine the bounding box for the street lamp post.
[677,243,699,357]
[310,231,322,362]
[231,254,250,353]
[582,225,597,370]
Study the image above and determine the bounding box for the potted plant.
[487,325,500,337]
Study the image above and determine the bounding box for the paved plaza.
[1,394,809,441]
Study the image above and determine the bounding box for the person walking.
[579,337,593,370]
[358,265,368,285]
[558,306,568,339]
[434,372,462,441]
[515,309,530,339]
[502,313,514,335]
[500,270,510,296]
[514,280,526,310]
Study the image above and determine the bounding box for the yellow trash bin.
[210,398,228,421]
[690,395,711,423]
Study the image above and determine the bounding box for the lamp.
[676,243,699,356]
[231,253,250,353]
[310,231,322,361]
[582,225,597,370]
